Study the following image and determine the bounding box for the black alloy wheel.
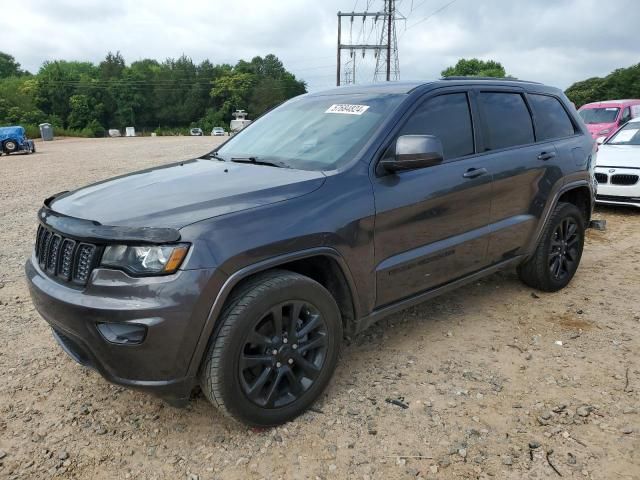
[548,217,581,281]
[239,300,328,408]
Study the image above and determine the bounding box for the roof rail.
[440,76,542,84]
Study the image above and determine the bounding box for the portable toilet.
[39,123,53,141]
[125,127,136,137]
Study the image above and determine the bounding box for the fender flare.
[186,246,360,378]
[525,179,593,255]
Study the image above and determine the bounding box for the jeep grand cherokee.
[26,78,596,426]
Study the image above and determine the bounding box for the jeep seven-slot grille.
[35,225,99,285]
[610,174,639,186]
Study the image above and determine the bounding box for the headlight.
[101,244,189,275]
[597,128,611,135]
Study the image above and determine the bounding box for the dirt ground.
[0,137,638,480]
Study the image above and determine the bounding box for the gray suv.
[26,78,596,426]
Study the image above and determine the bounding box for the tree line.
[0,51,306,137]
[2,51,640,137]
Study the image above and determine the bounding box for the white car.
[595,117,640,208]
[211,127,226,136]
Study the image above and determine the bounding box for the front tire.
[200,270,342,426]
[518,202,585,292]
[4,140,17,153]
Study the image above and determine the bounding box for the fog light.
[97,322,146,344]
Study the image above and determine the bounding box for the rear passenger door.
[372,90,493,307]
[476,90,572,263]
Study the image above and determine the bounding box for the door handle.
[537,151,556,161]
[463,167,488,179]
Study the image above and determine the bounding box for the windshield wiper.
[230,157,290,168]
[204,151,226,161]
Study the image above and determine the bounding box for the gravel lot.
[0,137,638,479]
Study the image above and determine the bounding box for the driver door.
[371,91,493,307]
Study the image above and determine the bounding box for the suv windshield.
[607,121,640,145]
[215,93,404,170]
[579,107,619,124]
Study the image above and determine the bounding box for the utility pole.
[386,0,392,81]
[374,0,400,83]
[336,3,400,86]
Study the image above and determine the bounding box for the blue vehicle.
[0,126,36,155]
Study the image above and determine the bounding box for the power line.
[405,0,460,30]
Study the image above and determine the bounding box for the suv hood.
[596,145,640,169]
[50,158,325,229]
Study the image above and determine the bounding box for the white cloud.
[1,0,638,91]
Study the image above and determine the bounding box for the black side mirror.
[381,135,444,173]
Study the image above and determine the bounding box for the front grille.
[611,174,639,186]
[595,173,608,184]
[35,225,99,285]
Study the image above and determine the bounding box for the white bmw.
[595,117,640,208]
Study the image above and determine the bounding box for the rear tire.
[200,270,342,426]
[518,202,585,292]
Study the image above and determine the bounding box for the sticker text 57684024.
[325,104,370,115]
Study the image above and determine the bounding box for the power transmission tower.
[336,1,401,86]
[373,0,400,82]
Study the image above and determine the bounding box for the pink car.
[578,99,640,139]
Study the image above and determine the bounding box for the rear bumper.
[26,255,219,402]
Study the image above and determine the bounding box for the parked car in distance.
[108,129,121,138]
[594,116,640,208]
[190,128,204,136]
[0,126,36,155]
[578,99,640,139]
[211,127,226,136]
[27,78,596,427]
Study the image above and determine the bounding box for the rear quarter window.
[478,92,534,150]
[529,94,576,141]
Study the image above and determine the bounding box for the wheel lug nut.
[276,362,282,368]
[272,349,278,355]
[292,344,298,349]
[283,338,288,344]
[288,358,294,365]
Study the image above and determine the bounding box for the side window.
[529,94,576,141]
[478,92,534,150]
[621,107,632,124]
[398,93,474,160]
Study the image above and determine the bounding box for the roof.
[581,99,640,108]
[0,126,25,140]
[309,78,559,97]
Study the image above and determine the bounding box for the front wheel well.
[557,186,592,224]
[224,255,357,337]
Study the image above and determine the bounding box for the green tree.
[565,63,640,107]
[0,52,25,78]
[67,94,95,129]
[1,51,306,133]
[441,58,508,78]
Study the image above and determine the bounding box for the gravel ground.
[0,137,638,480]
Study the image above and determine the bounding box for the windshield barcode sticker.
[325,104,370,115]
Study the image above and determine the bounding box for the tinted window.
[399,93,474,160]
[479,92,534,150]
[529,94,575,140]
[621,107,632,123]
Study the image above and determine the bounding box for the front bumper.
[595,167,640,208]
[26,255,219,403]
